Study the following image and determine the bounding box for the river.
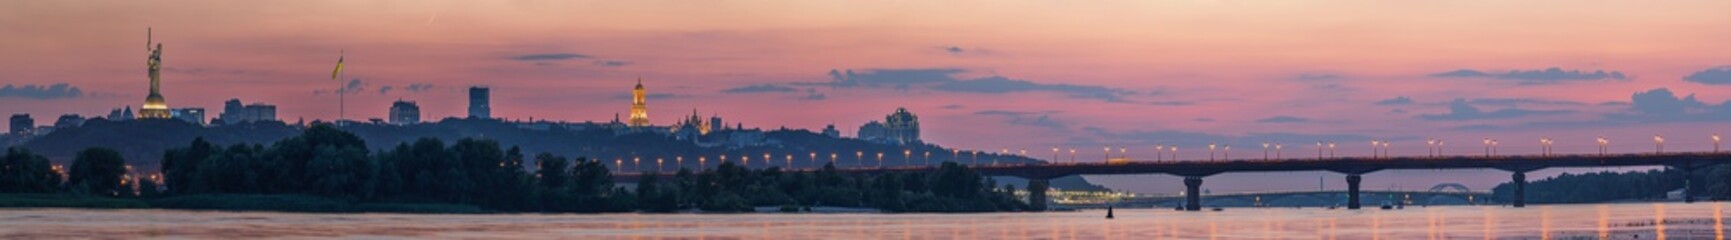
[0,202,1723,239]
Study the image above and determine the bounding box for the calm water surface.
[1,203,1725,239]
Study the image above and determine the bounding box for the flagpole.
[338,50,345,122]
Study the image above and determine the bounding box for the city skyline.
[6,1,1731,193]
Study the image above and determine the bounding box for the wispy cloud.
[816,68,1134,102]
[1255,116,1310,123]
[1429,67,1628,85]
[0,83,83,99]
[1684,66,1731,85]
[508,53,591,61]
[1416,98,1572,121]
[976,110,1068,129]
[721,84,797,93]
[1375,96,1414,105]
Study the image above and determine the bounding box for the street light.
[1715,134,1722,153]
[657,158,664,173]
[1654,135,1664,153]
[676,156,684,170]
[785,154,793,168]
[876,152,884,168]
[1426,138,1436,157]
[1328,142,1337,158]
[830,153,837,165]
[810,152,818,168]
[1209,143,1217,161]
[1117,147,1126,160]
[1597,136,1608,156]
[1051,147,1060,164]
[1262,142,1271,161]
[924,151,931,165]
[1316,141,1324,160]
[1156,145,1165,162]
[615,159,623,172]
[634,157,641,172]
[1540,138,1552,157]
[1370,140,1380,159]
[1223,145,1231,160]
[699,157,707,169]
[953,149,961,165]
[856,151,864,168]
[1069,148,1077,164]
[1275,143,1283,159]
[1103,146,1111,162]
[1483,138,1492,157]
[1170,146,1178,161]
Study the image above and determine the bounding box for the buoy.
[1106,206,1115,219]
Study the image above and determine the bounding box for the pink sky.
[5,1,1731,193]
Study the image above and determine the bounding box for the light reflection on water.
[0,203,1724,239]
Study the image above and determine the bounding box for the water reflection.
[1,203,1726,239]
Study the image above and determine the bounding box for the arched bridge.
[616,152,1728,211]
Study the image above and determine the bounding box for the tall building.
[53,114,85,129]
[389,100,421,125]
[170,108,205,125]
[139,30,171,119]
[628,78,650,127]
[216,99,277,124]
[822,124,841,138]
[857,108,921,145]
[9,114,33,135]
[468,86,490,119]
[107,107,134,121]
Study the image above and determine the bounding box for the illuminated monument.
[138,29,171,119]
[628,78,650,127]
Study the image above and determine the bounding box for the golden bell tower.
[628,78,650,127]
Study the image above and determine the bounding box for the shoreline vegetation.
[0,124,1030,214]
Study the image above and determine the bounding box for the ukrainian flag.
[331,53,344,80]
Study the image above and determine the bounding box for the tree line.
[1491,167,1731,204]
[1,124,1029,213]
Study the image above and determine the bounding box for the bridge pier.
[1028,178,1050,211]
[1682,165,1697,203]
[1512,172,1526,208]
[1346,174,1362,210]
[1184,177,1203,211]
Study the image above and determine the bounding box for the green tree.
[68,148,128,197]
[1,148,62,193]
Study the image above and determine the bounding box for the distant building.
[107,107,134,121]
[468,86,490,120]
[9,114,32,135]
[627,78,649,127]
[857,108,921,145]
[170,108,206,125]
[822,124,841,138]
[857,121,887,141]
[217,99,277,124]
[389,100,421,125]
[53,114,85,129]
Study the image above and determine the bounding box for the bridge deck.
[615,152,1730,180]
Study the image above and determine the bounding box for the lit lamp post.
[1170,146,1178,161]
[699,157,707,169]
[1117,147,1125,161]
[1483,138,1492,157]
[953,149,961,165]
[1209,143,1217,161]
[1426,138,1436,157]
[615,159,623,172]
[1540,138,1552,157]
[742,156,750,168]
[785,154,793,168]
[830,153,838,165]
[972,151,979,165]
[1382,142,1390,158]
[924,151,931,165]
[876,152,884,168]
[1597,136,1608,156]
[1491,139,1499,157]
[1275,143,1282,159]
[1223,145,1230,160]
[657,158,664,173]
[1156,145,1165,162]
[763,153,771,167]
[633,157,641,172]
[676,156,683,170]
[1715,134,1722,153]
[1051,147,1059,164]
[1371,140,1381,159]
[1328,142,1337,158]
[1654,135,1664,154]
[1262,142,1271,161]
[810,153,817,168]
[856,151,863,168]
[1316,141,1324,160]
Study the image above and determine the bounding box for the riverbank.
[0,194,902,214]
